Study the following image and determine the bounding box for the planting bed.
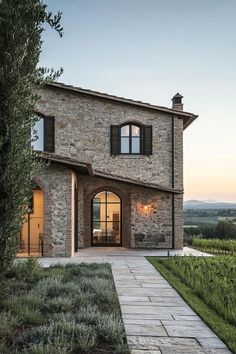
[0,259,129,354]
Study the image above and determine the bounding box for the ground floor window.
[17,183,44,256]
[92,191,121,246]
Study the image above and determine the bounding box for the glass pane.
[93,203,99,221]
[107,222,120,244]
[106,205,120,221]
[29,215,43,255]
[121,137,129,153]
[93,222,106,244]
[18,188,43,257]
[107,191,120,203]
[132,125,140,137]
[94,192,106,203]
[132,137,140,154]
[121,125,129,136]
[32,117,44,151]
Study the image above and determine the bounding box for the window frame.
[120,123,142,155]
[31,113,55,153]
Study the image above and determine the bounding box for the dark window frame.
[120,123,142,155]
[32,112,55,153]
[91,191,122,247]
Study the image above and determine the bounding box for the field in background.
[184,208,236,227]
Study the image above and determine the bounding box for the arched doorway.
[92,191,121,246]
[18,183,44,256]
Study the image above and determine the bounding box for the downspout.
[171,114,175,249]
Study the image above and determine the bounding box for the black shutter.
[142,125,152,155]
[110,125,120,155]
[44,116,55,152]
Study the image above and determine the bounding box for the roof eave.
[37,152,182,194]
[43,82,197,126]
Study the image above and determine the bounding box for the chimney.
[172,93,183,111]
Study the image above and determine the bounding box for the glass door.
[92,191,121,246]
[18,186,44,256]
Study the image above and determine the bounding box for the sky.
[39,0,236,202]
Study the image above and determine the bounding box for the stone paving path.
[112,257,232,354]
[36,251,231,354]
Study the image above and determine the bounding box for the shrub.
[18,342,71,354]
[97,314,124,345]
[7,258,43,283]
[42,296,74,314]
[15,321,97,353]
[0,311,21,338]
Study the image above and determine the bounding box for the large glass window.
[18,184,44,257]
[92,191,121,245]
[120,124,140,154]
[32,117,44,151]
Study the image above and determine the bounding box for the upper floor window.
[111,123,152,156]
[31,114,55,153]
[121,124,140,154]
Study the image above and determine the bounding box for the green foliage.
[0,0,63,276]
[97,313,125,345]
[184,220,236,241]
[151,256,236,325]
[0,261,130,354]
[193,238,236,255]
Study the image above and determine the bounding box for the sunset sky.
[40,0,236,202]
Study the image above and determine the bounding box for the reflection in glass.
[120,124,141,154]
[121,137,129,153]
[132,125,140,136]
[32,118,44,151]
[132,137,140,154]
[121,125,129,136]
[92,191,121,245]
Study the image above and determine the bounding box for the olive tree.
[0,0,63,275]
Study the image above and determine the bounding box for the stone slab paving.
[35,251,231,354]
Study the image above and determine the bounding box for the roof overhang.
[38,152,183,195]
[43,82,198,130]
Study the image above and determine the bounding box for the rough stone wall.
[174,194,184,249]
[36,87,185,252]
[37,87,182,189]
[174,117,183,189]
[130,188,173,248]
[76,175,183,250]
[37,164,72,257]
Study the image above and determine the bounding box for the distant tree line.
[184,220,236,245]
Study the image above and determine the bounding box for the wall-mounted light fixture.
[137,203,153,215]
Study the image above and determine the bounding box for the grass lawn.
[0,259,130,354]
[147,256,236,354]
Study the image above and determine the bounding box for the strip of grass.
[147,256,236,354]
[0,258,130,354]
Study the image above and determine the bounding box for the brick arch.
[119,119,144,127]
[83,180,131,248]
[88,184,129,205]
[32,177,52,256]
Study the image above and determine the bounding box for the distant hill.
[184,200,236,209]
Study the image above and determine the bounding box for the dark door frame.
[91,190,122,247]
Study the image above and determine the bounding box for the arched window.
[120,124,140,154]
[92,191,121,245]
[110,123,152,156]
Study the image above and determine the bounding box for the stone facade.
[29,84,193,256]
[36,164,73,257]
[37,86,183,190]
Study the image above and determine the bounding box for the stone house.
[18,82,197,257]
